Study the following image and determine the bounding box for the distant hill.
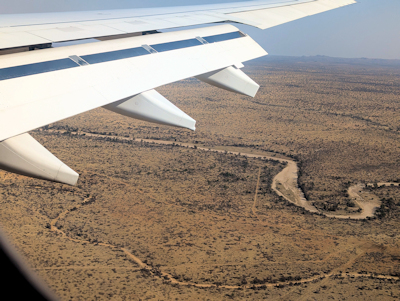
[253,55,400,68]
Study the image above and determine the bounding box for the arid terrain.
[0,56,399,300]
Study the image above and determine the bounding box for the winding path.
[138,138,383,219]
[46,129,385,219]
[326,183,380,220]
[272,160,319,213]
[43,129,399,290]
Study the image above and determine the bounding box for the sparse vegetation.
[0,56,399,300]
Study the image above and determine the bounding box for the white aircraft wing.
[0,25,265,142]
[0,0,356,185]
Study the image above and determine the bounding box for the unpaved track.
[252,167,261,216]
[367,182,400,188]
[46,129,383,219]
[49,205,400,290]
[139,138,381,220]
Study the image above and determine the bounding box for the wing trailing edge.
[0,0,356,50]
[228,0,356,30]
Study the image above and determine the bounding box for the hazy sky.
[0,0,399,59]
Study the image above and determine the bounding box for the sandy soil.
[272,160,319,213]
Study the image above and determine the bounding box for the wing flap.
[29,24,124,42]
[0,32,50,49]
[228,0,356,30]
[0,0,356,50]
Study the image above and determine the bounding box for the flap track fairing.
[196,66,260,97]
[0,133,79,185]
[104,89,196,131]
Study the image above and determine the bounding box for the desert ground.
[0,56,399,300]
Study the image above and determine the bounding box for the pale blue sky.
[1,0,399,59]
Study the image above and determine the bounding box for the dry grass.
[0,56,399,300]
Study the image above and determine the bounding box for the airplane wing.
[0,0,356,185]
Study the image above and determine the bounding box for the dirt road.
[45,129,383,219]
[49,204,400,290]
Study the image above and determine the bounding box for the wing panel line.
[0,31,245,81]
